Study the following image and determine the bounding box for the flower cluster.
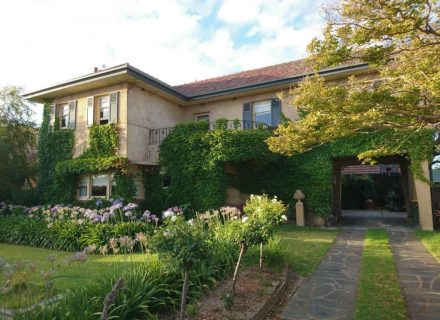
[162,206,184,222]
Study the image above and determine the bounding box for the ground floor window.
[77,172,143,200]
[92,174,108,197]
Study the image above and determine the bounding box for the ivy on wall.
[150,121,435,216]
[37,102,75,203]
[38,106,136,203]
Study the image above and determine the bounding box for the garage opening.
[333,156,415,228]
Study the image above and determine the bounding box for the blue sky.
[0,0,331,122]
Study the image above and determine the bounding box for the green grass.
[354,229,407,320]
[415,230,440,262]
[0,244,146,308]
[275,225,339,276]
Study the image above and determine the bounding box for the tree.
[0,86,36,201]
[267,0,440,162]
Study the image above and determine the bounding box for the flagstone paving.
[389,230,440,320]
[282,229,365,320]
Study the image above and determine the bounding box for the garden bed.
[189,266,288,320]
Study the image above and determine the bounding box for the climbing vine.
[152,122,435,216]
[38,105,136,203]
[37,102,75,203]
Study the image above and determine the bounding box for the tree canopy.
[0,86,36,202]
[267,0,439,162]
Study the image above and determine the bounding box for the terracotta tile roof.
[174,59,312,97]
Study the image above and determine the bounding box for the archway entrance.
[333,156,414,227]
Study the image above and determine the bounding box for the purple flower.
[123,203,138,212]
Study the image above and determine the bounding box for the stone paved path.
[389,230,440,320]
[282,229,365,320]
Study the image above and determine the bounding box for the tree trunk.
[232,244,246,298]
[259,242,263,271]
[180,269,190,320]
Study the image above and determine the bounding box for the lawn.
[416,230,440,262]
[0,225,338,310]
[354,229,407,320]
[275,225,339,276]
[0,244,146,308]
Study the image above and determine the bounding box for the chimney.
[94,67,99,73]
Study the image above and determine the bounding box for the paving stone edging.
[248,264,293,320]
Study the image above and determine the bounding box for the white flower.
[281,215,287,221]
[171,215,177,222]
[187,219,194,226]
[163,210,174,218]
[241,216,248,223]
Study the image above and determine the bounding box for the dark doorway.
[333,156,413,227]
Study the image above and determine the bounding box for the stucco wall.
[181,90,298,123]
[126,85,184,164]
[53,83,128,158]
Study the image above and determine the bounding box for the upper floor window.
[242,98,281,129]
[60,104,69,128]
[253,100,271,126]
[54,101,77,129]
[87,92,119,127]
[99,96,110,125]
[195,113,209,123]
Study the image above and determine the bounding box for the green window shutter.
[68,100,77,129]
[109,92,119,124]
[87,97,94,127]
[243,102,252,129]
[271,99,281,126]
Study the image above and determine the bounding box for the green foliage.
[82,124,119,158]
[268,0,440,168]
[37,102,75,203]
[156,122,433,217]
[55,156,128,175]
[0,216,151,251]
[0,86,36,202]
[150,217,210,270]
[143,170,168,213]
[158,122,274,211]
[113,170,137,201]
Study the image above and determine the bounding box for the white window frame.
[195,113,210,123]
[252,100,272,126]
[78,176,90,200]
[98,95,110,125]
[59,103,69,129]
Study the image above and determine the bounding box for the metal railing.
[148,120,271,146]
[149,127,174,145]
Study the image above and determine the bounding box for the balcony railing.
[148,120,271,146]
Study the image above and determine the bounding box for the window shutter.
[109,92,119,124]
[68,100,77,129]
[87,97,94,127]
[243,102,252,129]
[271,99,281,126]
[49,104,55,128]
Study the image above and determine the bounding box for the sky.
[0,0,331,123]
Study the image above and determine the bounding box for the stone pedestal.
[294,190,305,227]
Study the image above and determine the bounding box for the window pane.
[92,174,108,197]
[196,114,209,122]
[79,186,88,197]
[254,101,271,126]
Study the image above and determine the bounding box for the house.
[23,59,435,230]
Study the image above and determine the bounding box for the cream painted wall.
[53,83,128,159]
[181,90,298,123]
[126,85,184,164]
